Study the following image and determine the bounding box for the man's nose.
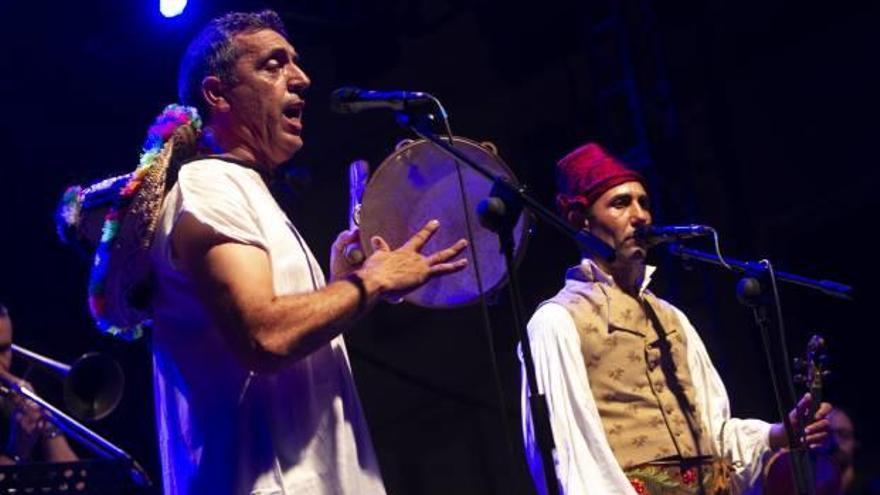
[631,205,650,225]
[288,65,311,92]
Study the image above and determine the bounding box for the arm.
[1,383,43,464]
[520,303,638,495]
[174,213,466,371]
[0,422,78,464]
[40,426,78,463]
[0,381,77,464]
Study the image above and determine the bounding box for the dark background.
[0,0,876,493]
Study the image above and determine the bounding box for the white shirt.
[520,259,772,495]
[150,159,386,495]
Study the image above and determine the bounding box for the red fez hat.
[555,142,645,214]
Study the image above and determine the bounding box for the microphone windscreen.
[329,87,361,114]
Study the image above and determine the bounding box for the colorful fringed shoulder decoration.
[59,104,202,340]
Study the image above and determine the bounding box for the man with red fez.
[520,143,832,494]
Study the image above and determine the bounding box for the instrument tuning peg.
[793,358,805,370]
[821,370,831,378]
[793,374,805,384]
[819,355,830,367]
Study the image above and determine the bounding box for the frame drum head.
[359,137,529,308]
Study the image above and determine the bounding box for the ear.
[201,75,229,114]
[566,207,588,231]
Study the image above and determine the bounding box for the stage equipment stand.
[668,244,852,495]
[394,109,616,495]
[0,459,146,494]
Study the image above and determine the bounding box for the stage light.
[160,0,187,18]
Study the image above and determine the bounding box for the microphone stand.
[394,110,615,495]
[0,376,152,488]
[667,244,853,495]
[667,244,852,301]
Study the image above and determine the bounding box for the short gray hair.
[177,10,289,120]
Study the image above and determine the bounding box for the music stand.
[0,459,141,494]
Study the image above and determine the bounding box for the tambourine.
[358,136,530,308]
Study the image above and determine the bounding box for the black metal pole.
[503,227,561,495]
[668,245,852,495]
[668,244,852,300]
[744,292,814,495]
[476,181,560,495]
[393,109,614,495]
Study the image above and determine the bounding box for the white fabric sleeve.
[677,307,772,494]
[520,303,638,495]
[175,161,267,249]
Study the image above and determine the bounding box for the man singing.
[59,9,468,495]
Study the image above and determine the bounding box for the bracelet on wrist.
[3,450,23,464]
[43,423,61,439]
[345,273,368,317]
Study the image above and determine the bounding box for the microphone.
[330,87,432,114]
[634,224,713,246]
[343,159,370,264]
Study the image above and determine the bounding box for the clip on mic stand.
[667,244,852,495]
[394,109,615,495]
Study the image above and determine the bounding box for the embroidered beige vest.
[548,263,715,468]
